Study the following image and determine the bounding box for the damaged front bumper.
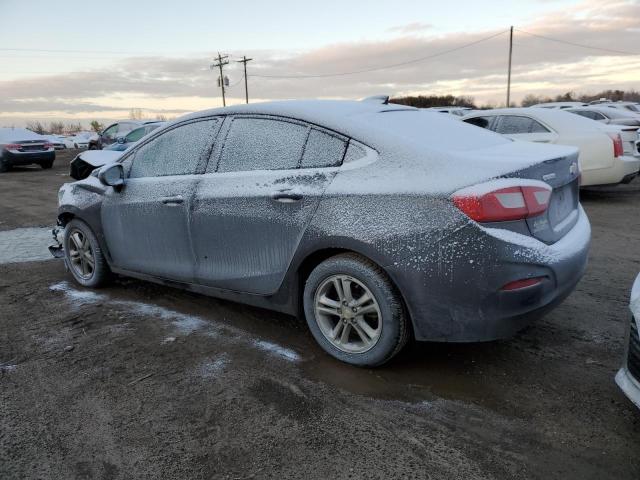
[48,224,65,259]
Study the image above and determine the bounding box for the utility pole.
[236,55,253,104]
[506,25,513,107]
[211,53,229,107]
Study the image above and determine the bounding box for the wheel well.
[58,212,75,226]
[295,248,414,340]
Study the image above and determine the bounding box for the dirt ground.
[1,150,639,479]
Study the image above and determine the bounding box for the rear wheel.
[63,219,111,288]
[303,253,409,367]
[0,160,11,173]
[40,159,54,169]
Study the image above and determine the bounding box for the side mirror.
[117,136,125,144]
[98,163,125,191]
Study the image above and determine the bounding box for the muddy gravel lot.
[1,150,639,479]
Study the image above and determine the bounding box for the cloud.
[387,22,433,35]
[1,0,639,123]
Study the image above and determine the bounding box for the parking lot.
[1,150,639,479]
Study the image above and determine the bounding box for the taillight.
[607,132,624,157]
[4,143,21,150]
[452,180,552,222]
[43,142,53,149]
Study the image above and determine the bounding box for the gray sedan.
[52,99,590,366]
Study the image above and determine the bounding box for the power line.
[515,29,639,56]
[250,30,508,79]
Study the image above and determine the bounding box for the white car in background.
[599,101,640,115]
[68,131,94,149]
[615,274,640,409]
[462,108,640,187]
[42,135,67,150]
[531,102,588,109]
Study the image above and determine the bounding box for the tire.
[40,159,54,169]
[63,219,111,288]
[303,253,409,367]
[0,160,11,173]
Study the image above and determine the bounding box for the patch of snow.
[49,282,304,363]
[197,354,229,378]
[0,227,55,264]
[50,281,106,304]
[253,340,301,362]
[0,364,17,373]
[631,273,640,324]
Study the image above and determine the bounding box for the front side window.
[125,127,146,143]
[129,119,218,178]
[217,117,308,172]
[300,129,347,168]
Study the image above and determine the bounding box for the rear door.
[101,118,221,281]
[191,115,346,294]
[495,115,558,143]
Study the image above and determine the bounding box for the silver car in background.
[616,274,640,409]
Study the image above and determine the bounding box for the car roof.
[164,99,513,154]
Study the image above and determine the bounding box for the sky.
[0,0,638,127]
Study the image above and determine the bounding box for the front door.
[101,118,221,282]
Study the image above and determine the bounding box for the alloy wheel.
[68,229,95,280]
[313,274,382,354]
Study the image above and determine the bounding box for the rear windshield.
[361,111,510,151]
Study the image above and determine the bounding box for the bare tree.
[66,121,83,133]
[129,108,144,120]
[156,114,167,121]
[49,121,65,135]
[25,120,45,134]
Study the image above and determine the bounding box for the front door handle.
[271,191,303,203]
[160,195,184,206]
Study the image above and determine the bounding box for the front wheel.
[303,253,409,367]
[63,219,111,288]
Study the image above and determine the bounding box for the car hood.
[75,150,123,167]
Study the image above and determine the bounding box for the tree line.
[391,89,640,109]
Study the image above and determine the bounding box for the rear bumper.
[2,150,55,166]
[387,206,591,342]
[582,155,640,186]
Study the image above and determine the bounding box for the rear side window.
[464,116,494,130]
[129,119,218,178]
[300,129,347,168]
[218,117,307,172]
[496,115,549,134]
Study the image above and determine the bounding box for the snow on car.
[462,108,640,187]
[615,273,640,409]
[0,127,55,172]
[51,99,590,366]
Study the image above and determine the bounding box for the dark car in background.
[104,122,166,152]
[53,99,590,366]
[88,120,159,150]
[0,127,55,172]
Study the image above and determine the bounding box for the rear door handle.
[160,195,184,205]
[271,191,303,203]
